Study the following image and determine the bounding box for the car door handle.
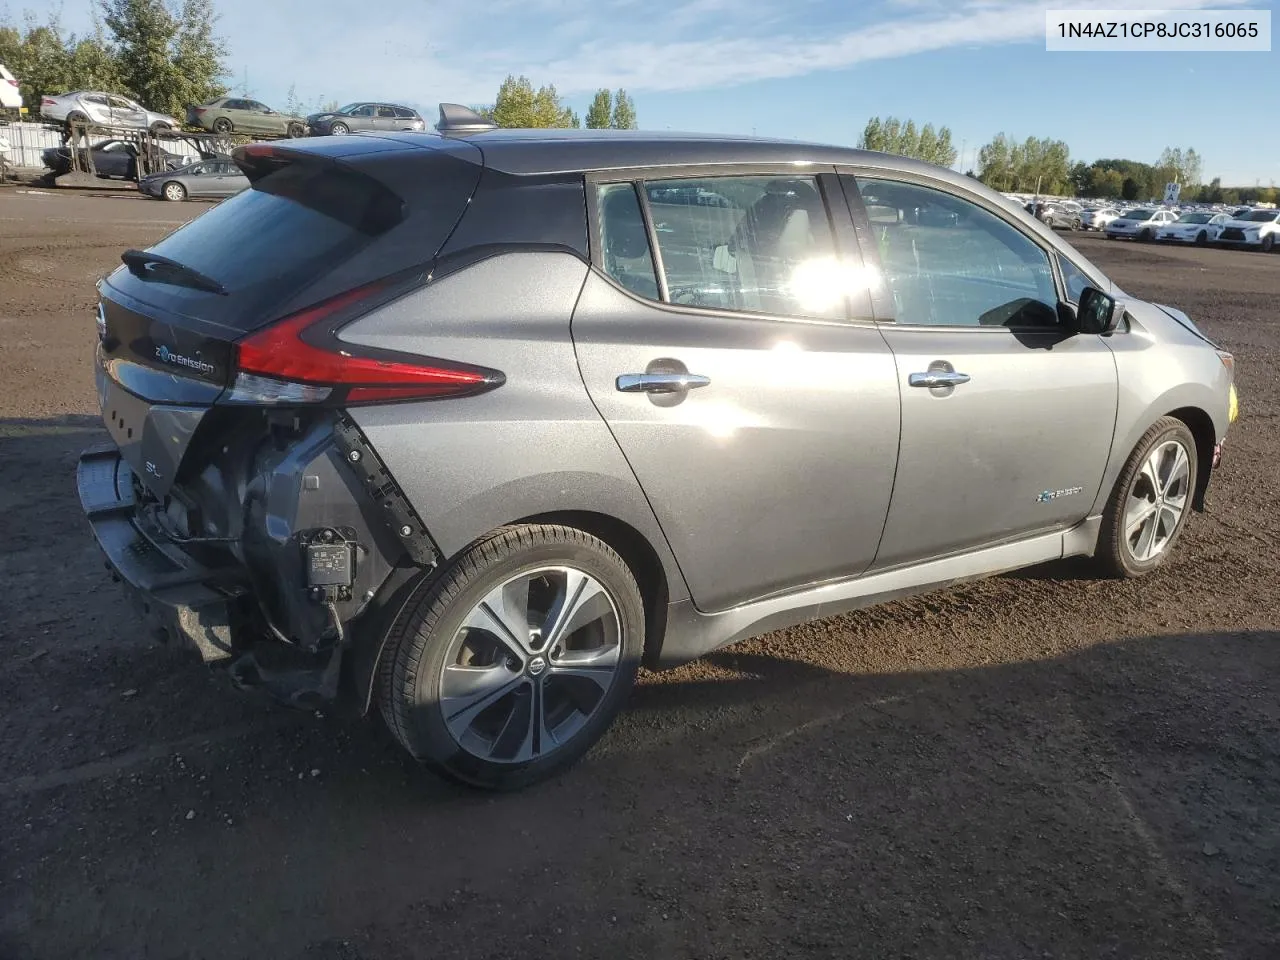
[908,371,971,388]
[616,373,711,394]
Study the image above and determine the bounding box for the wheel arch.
[517,509,671,669]
[1166,405,1216,511]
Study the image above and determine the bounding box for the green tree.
[610,88,636,129]
[100,0,225,118]
[585,88,612,129]
[977,132,1015,191]
[483,75,578,128]
[170,0,226,110]
[1121,177,1140,201]
[860,115,953,164]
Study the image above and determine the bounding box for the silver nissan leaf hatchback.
[79,106,1236,789]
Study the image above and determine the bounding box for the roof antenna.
[436,104,498,137]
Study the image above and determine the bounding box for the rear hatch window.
[130,158,404,329]
[98,140,483,394]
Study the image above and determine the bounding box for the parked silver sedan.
[137,158,248,201]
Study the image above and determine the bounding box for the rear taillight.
[194,107,206,114]
[42,97,56,105]
[226,284,503,406]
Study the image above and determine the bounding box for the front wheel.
[1139,228,1153,242]
[286,121,306,138]
[149,121,171,134]
[377,524,645,790]
[1070,218,1081,231]
[328,121,350,136]
[1094,417,1197,578]
[1263,234,1276,253]
[1196,231,1208,246]
[162,181,187,202]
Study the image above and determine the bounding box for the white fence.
[0,121,203,169]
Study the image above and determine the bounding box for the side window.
[597,183,659,300]
[1057,254,1092,303]
[352,104,376,117]
[84,94,108,106]
[641,175,843,319]
[854,177,1059,328]
[247,101,267,112]
[107,95,134,111]
[188,164,206,175]
[377,106,397,118]
[394,107,416,119]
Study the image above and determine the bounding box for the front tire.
[286,121,306,138]
[1263,234,1276,253]
[149,121,171,134]
[1094,417,1197,578]
[329,121,350,136]
[1196,231,1208,246]
[1139,228,1153,242]
[377,524,645,791]
[162,181,187,202]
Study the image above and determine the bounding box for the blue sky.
[48,0,1279,184]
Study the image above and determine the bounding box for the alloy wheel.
[1124,439,1191,562]
[438,566,623,764]
[330,122,349,136]
[163,182,185,202]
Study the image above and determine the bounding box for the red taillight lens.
[229,285,502,406]
[42,97,56,105]
[194,107,206,114]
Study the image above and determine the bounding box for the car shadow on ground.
[3,412,1279,959]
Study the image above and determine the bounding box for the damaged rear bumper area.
[79,445,244,661]
[77,415,439,708]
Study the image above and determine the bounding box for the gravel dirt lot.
[1,189,1278,960]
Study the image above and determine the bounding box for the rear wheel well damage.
[1166,406,1216,511]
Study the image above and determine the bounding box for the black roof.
[378,128,940,178]
[263,127,1007,210]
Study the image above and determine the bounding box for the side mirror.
[1076,286,1123,336]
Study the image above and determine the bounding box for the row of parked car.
[1021,197,1280,252]
[37,89,427,139]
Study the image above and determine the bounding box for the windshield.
[1177,213,1212,224]
[336,103,362,114]
[1122,209,1154,220]
[1244,210,1279,222]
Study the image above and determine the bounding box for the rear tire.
[1094,417,1197,579]
[212,117,232,135]
[162,181,187,202]
[1070,218,1081,231]
[377,524,644,791]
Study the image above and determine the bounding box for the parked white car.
[1216,209,1280,252]
[39,91,178,132]
[0,63,21,110]
[1081,206,1121,231]
[1156,212,1232,245]
[1105,207,1179,241]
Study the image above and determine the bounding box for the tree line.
[0,1,227,120]
[476,76,637,129]
[860,115,1275,205]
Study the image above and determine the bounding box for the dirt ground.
[1,189,1278,960]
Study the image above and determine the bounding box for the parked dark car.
[42,138,184,179]
[305,102,426,136]
[78,105,1235,792]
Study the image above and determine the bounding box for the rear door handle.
[616,373,711,394]
[908,371,971,388]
